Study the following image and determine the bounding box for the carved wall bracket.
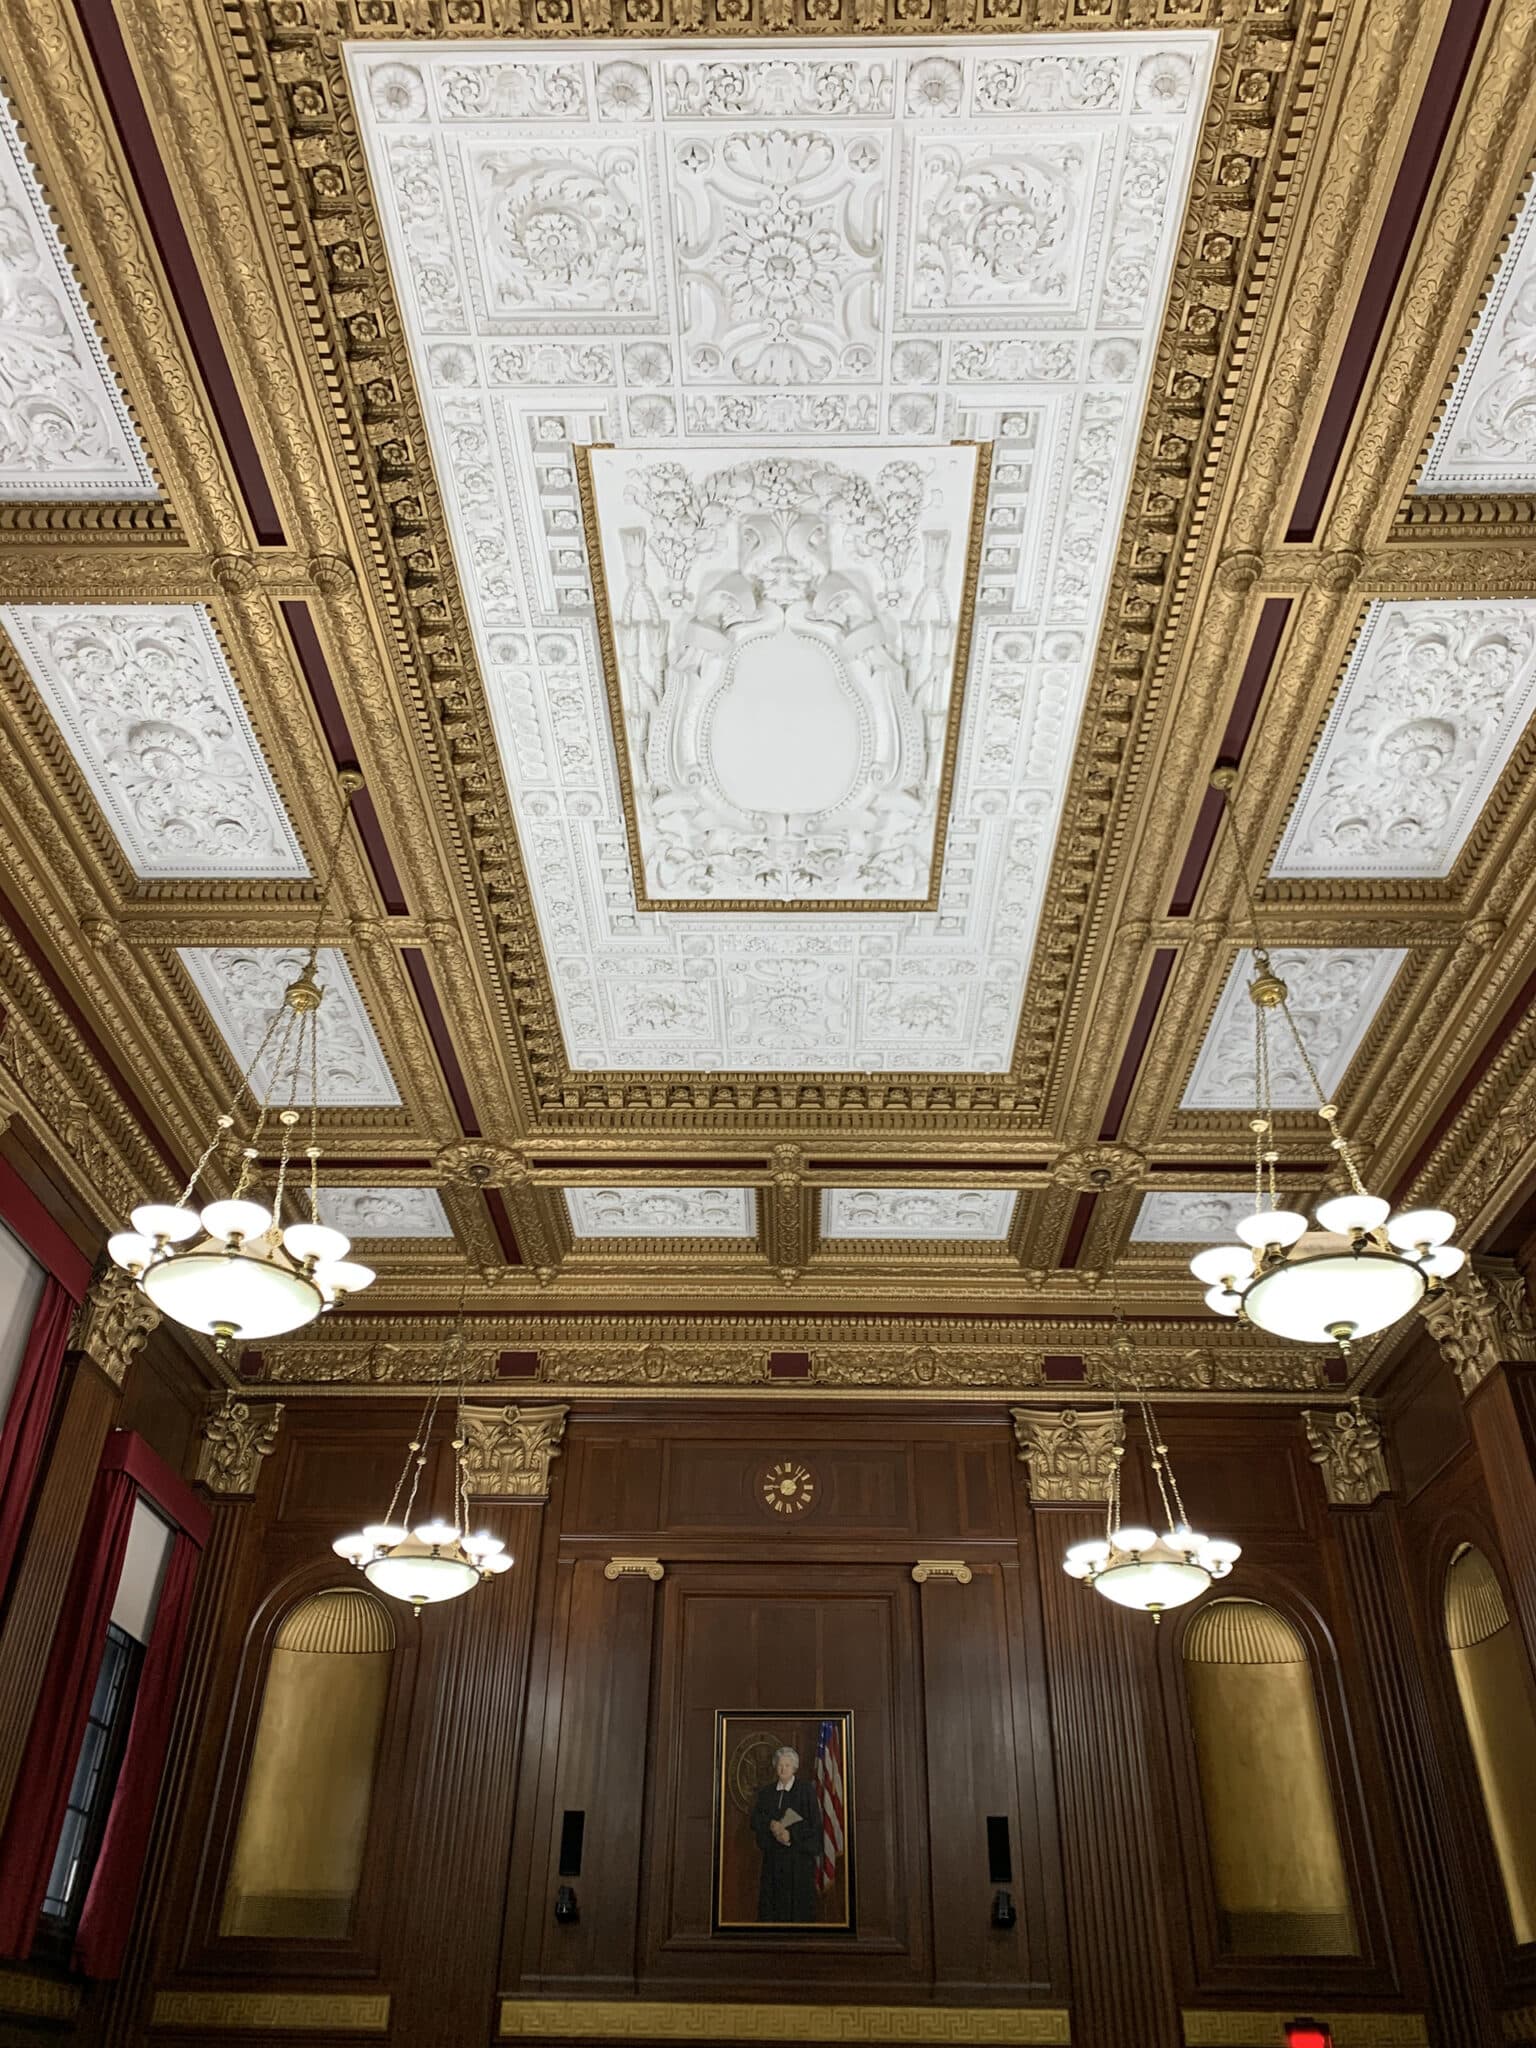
[603,1556,665,1582]
[911,1560,973,1585]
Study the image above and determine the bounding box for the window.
[221,1589,394,1940]
[1445,1544,1536,1945]
[40,1623,143,1933]
[1183,1598,1356,1956]
[35,1496,174,1942]
[0,1217,45,1428]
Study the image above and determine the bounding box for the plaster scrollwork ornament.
[590,445,980,905]
[0,607,308,881]
[179,948,401,1108]
[1272,603,1536,880]
[1302,1405,1391,1507]
[1422,192,1536,490]
[1012,1408,1124,1505]
[459,1405,568,1501]
[565,1185,757,1238]
[673,128,884,384]
[1131,1191,1258,1243]
[71,1269,159,1388]
[911,140,1090,310]
[317,1188,453,1239]
[1182,950,1406,1111]
[0,95,157,498]
[1419,1258,1536,1399]
[468,144,652,318]
[820,1187,1018,1241]
[195,1398,283,1498]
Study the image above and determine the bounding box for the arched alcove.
[1444,1544,1536,1945]
[220,1588,394,1939]
[1183,1598,1356,1956]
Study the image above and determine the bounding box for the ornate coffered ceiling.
[348,34,1213,1075]
[0,0,1535,1401]
[0,90,156,500]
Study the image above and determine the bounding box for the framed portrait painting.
[712,1710,854,1934]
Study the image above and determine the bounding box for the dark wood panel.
[660,1441,914,1537]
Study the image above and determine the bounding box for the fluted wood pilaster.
[1336,1507,1498,2047]
[387,1503,546,2048]
[1036,1511,1179,2048]
[1464,1362,1536,1667]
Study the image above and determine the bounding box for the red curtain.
[72,1529,199,1977]
[0,1279,75,1600]
[0,1460,136,1955]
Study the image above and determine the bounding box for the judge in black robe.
[749,1746,823,1923]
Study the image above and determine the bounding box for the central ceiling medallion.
[582,441,987,908]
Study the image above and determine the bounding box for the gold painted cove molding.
[151,1990,390,2032]
[500,2000,1071,2042]
[1182,2014,1428,2048]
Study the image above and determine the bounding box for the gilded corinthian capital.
[1012,1407,1123,1505]
[1419,1258,1536,1399]
[459,1405,568,1502]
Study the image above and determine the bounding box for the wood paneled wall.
[41,1393,1536,2048]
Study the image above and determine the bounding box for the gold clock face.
[761,1459,817,1516]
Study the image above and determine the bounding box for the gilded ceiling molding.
[71,1269,160,1389]
[194,1396,283,1498]
[1302,1405,1391,1508]
[0,0,245,549]
[1012,1409,1123,1506]
[459,1404,568,1501]
[1418,1258,1536,1400]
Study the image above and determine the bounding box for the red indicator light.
[1284,2026,1332,2048]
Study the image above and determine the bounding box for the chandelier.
[106,778,375,1352]
[332,1292,511,1610]
[1064,1311,1240,1620]
[1188,773,1464,1358]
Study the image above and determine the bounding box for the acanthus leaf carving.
[71,1268,159,1388]
[459,1403,567,1500]
[195,1396,283,1497]
[1302,1404,1391,1506]
[1419,1257,1536,1399]
[1012,1406,1123,1503]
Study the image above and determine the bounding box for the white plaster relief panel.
[1,605,307,880]
[820,1186,1018,1240]
[1271,601,1536,879]
[564,1185,758,1237]
[0,93,157,498]
[179,948,403,1108]
[1180,950,1407,1113]
[1420,186,1536,492]
[317,1188,453,1238]
[1131,1191,1260,1242]
[350,34,1215,1072]
[588,442,979,902]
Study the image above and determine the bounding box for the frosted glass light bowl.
[1242,1249,1426,1346]
[140,1249,323,1341]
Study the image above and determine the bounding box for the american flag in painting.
[813,1718,845,1895]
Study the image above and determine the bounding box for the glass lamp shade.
[1235,1209,1308,1250]
[1242,1248,1425,1345]
[131,1203,200,1244]
[1093,1551,1212,1614]
[1190,1245,1251,1287]
[140,1248,323,1341]
[1314,1193,1390,1235]
[199,1198,274,1245]
[1385,1208,1457,1252]
[108,1231,156,1276]
[363,1538,481,1607]
[281,1222,351,1267]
